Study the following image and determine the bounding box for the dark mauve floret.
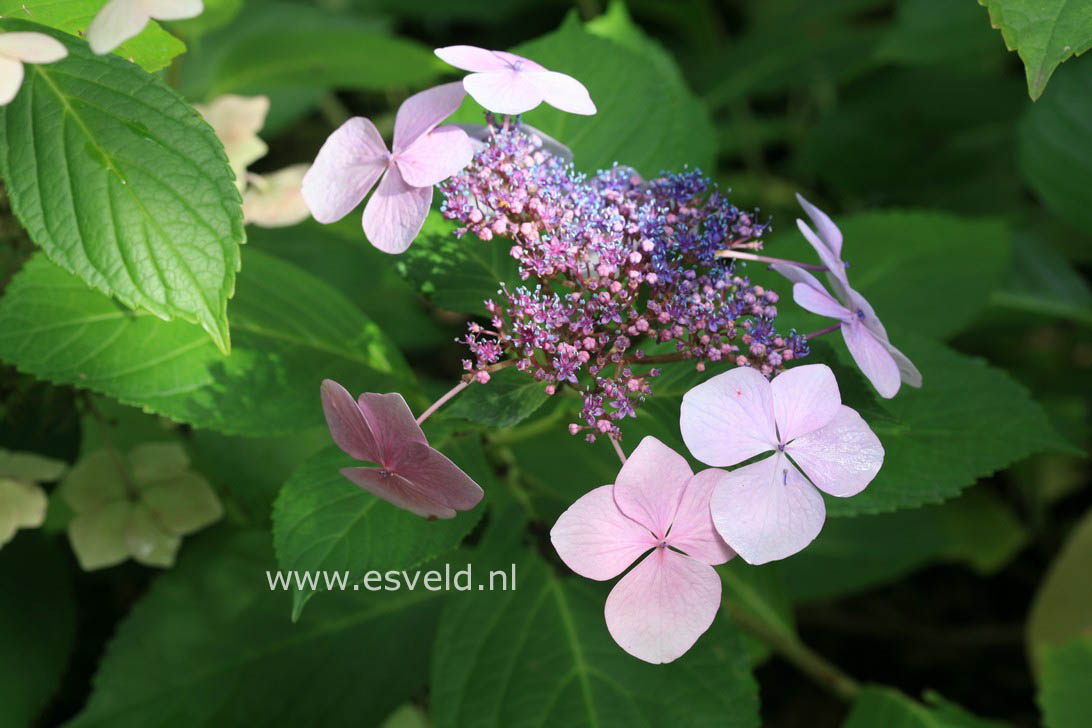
[440,123,807,440]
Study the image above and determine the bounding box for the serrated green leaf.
[395,211,519,315]
[177,2,442,99]
[446,368,548,427]
[0,250,411,437]
[451,12,715,176]
[0,20,243,353]
[1038,635,1092,728]
[430,547,760,728]
[0,534,76,728]
[0,1,185,72]
[978,0,1092,100]
[1018,60,1092,232]
[67,530,443,727]
[1027,507,1092,658]
[272,435,487,614]
[825,333,1066,516]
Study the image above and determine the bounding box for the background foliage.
[0,1,1089,727]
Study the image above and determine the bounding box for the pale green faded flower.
[0,449,66,548]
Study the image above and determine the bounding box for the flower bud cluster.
[440,124,807,440]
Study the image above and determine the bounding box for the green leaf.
[755,211,1012,340]
[272,435,487,614]
[824,333,1067,516]
[843,687,1011,728]
[1027,507,1092,657]
[395,211,519,315]
[452,12,715,176]
[0,250,411,437]
[446,368,548,427]
[719,559,797,663]
[166,0,244,41]
[978,0,1092,100]
[781,487,1028,602]
[876,0,1007,70]
[0,20,243,353]
[992,228,1092,327]
[1018,60,1092,232]
[430,547,760,728]
[0,534,75,728]
[1038,635,1092,728]
[177,2,442,99]
[0,1,185,72]
[68,530,443,727]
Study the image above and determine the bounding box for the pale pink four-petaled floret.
[550,436,735,664]
[0,32,67,105]
[681,364,883,565]
[773,194,921,398]
[87,0,204,55]
[435,45,596,116]
[301,83,474,253]
[320,379,483,519]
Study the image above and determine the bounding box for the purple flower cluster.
[440,124,808,441]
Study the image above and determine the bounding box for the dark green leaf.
[446,368,548,427]
[843,687,1011,728]
[1038,635,1092,728]
[1027,507,1092,656]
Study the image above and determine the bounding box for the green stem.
[724,601,861,702]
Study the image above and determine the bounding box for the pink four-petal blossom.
[550,437,734,664]
[681,365,883,565]
[434,45,596,116]
[320,379,483,519]
[301,83,473,254]
[773,196,922,399]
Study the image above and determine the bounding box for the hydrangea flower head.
[773,197,921,398]
[87,0,204,55]
[302,83,473,253]
[551,436,734,663]
[681,364,883,564]
[435,45,595,115]
[0,32,67,105]
[320,379,484,519]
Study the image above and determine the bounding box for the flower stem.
[724,602,861,702]
[623,352,692,365]
[609,437,627,464]
[715,249,826,271]
[805,324,841,340]
[416,380,469,426]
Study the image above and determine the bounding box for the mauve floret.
[439,123,806,439]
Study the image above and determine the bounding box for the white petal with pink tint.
[463,70,544,115]
[710,453,826,565]
[770,364,841,442]
[86,0,149,54]
[524,71,596,115]
[795,193,843,259]
[434,45,512,72]
[551,485,656,581]
[792,281,849,321]
[320,379,380,464]
[612,437,691,538]
[396,125,474,187]
[0,57,25,106]
[787,406,883,498]
[668,469,735,565]
[681,366,778,467]
[0,32,67,63]
[392,82,467,153]
[242,164,310,228]
[884,340,922,388]
[604,548,722,664]
[361,168,433,254]
[841,320,901,398]
[140,0,204,20]
[301,117,388,224]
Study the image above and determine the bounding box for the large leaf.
[0,250,410,437]
[394,212,520,316]
[451,12,715,176]
[992,229,1092,327]
[1038,636,1092,728]
[1018,60,1092,232]
[1027,507,1092,657]
[272,435,487,615]
[0,20,242,353]
[430,547,760,728]
[178,2,442,98]
[0,1,185,72]
[978,0,1092,100]
[446,368,549,427]
[0,534,75,728]
[67,530,442,727]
